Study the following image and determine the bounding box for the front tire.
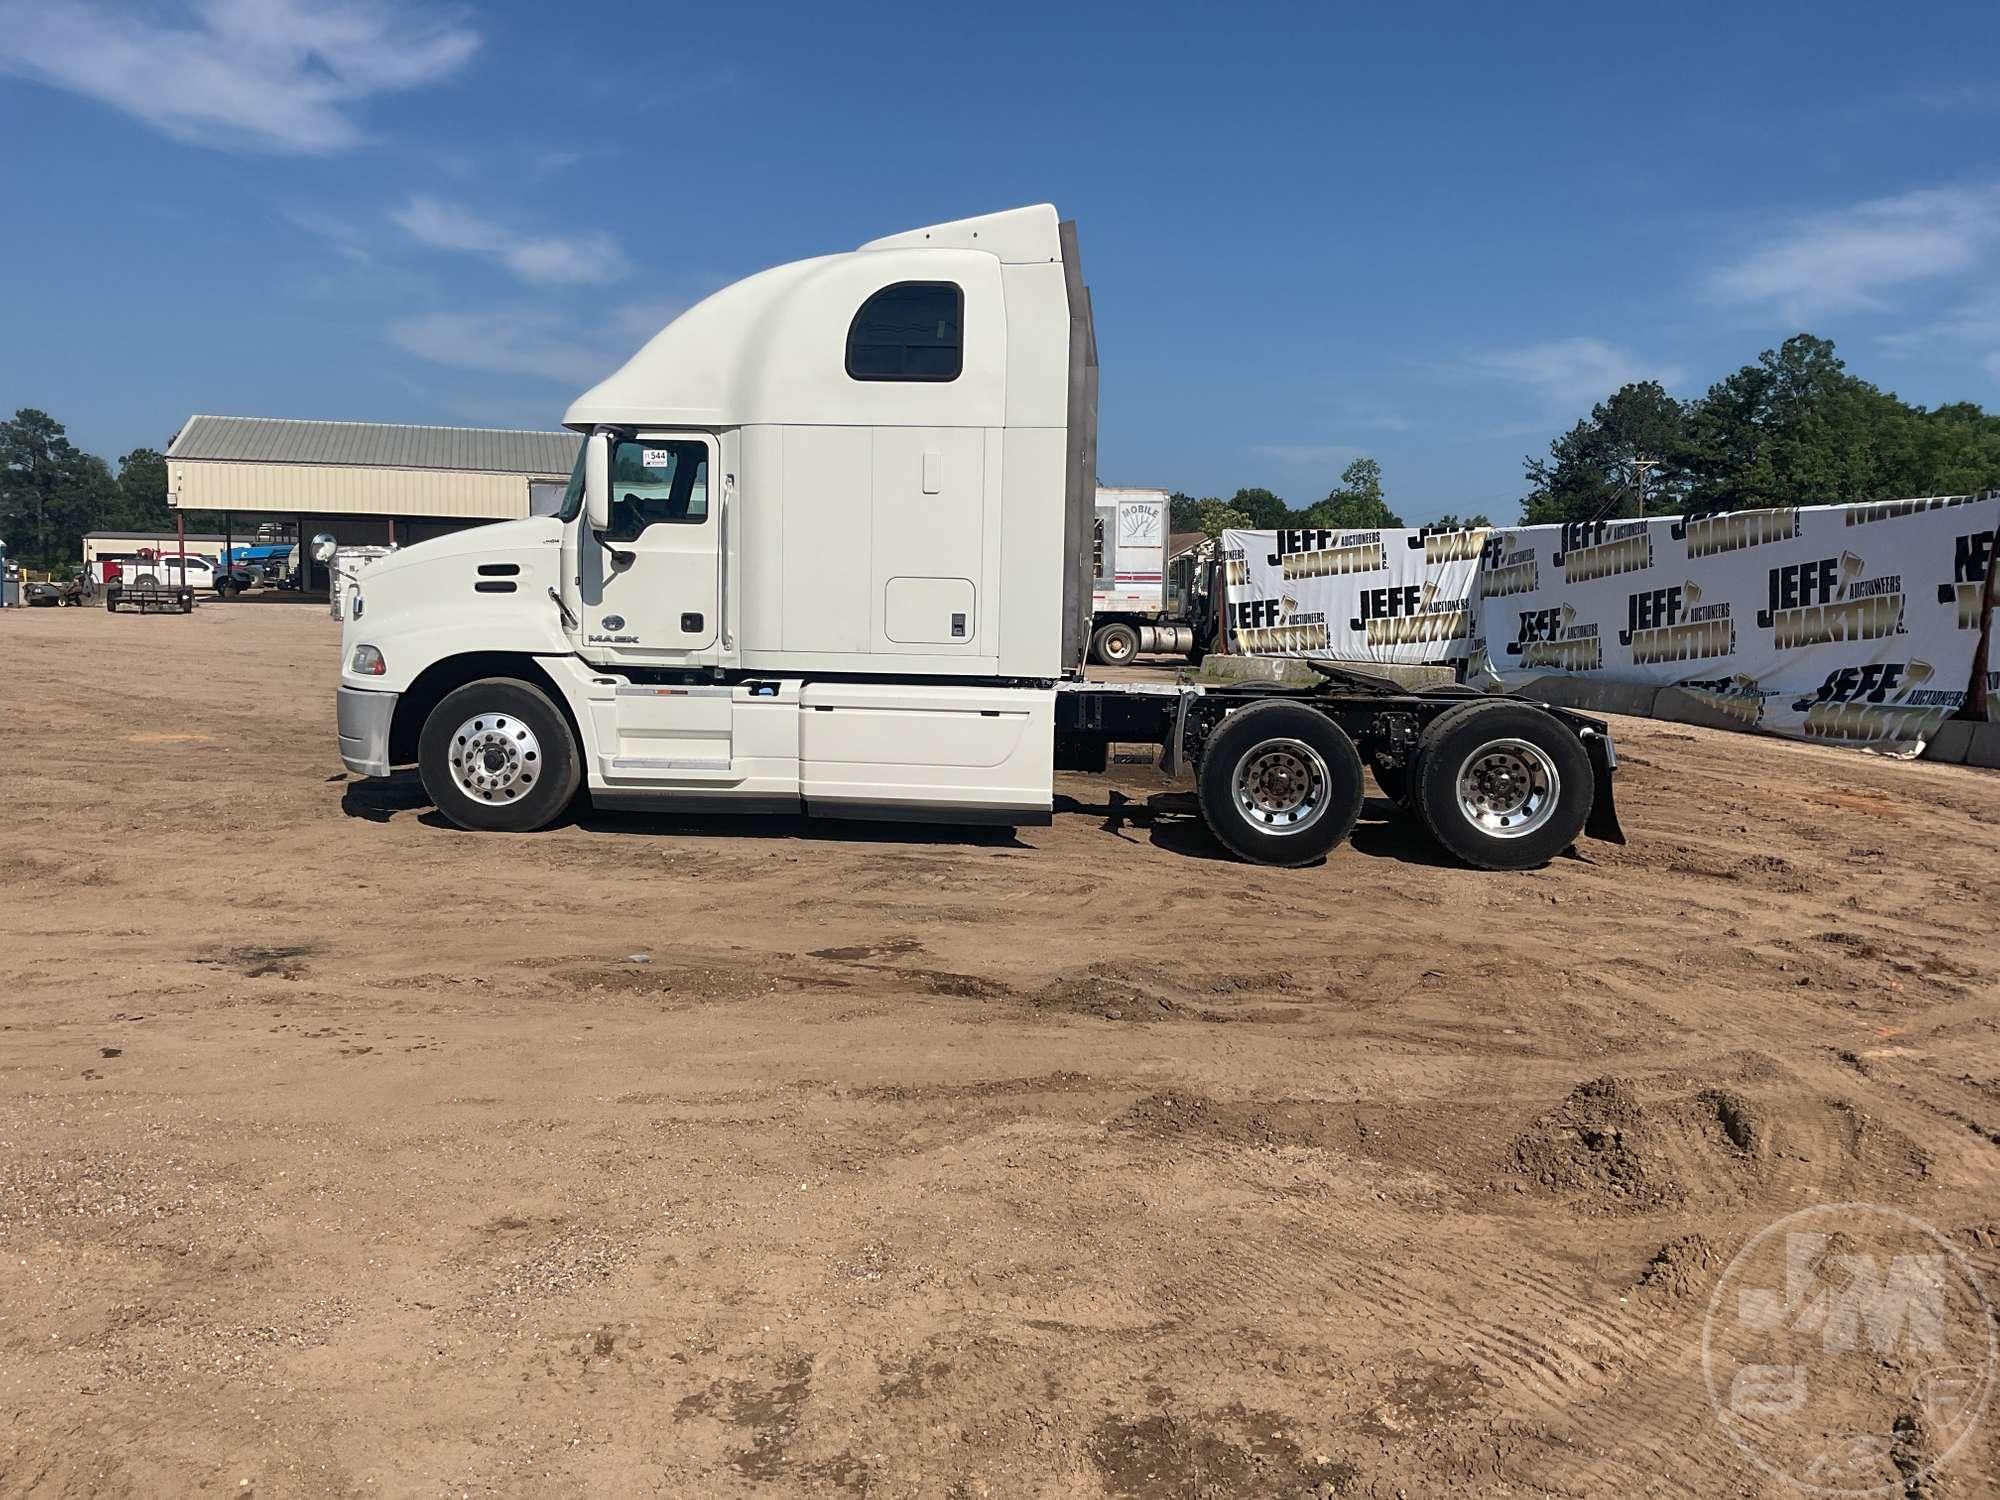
[419,678,581,832]
[1412,701,1592,870]
[1197,700,1364,866]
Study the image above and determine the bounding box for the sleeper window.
[846,282,963,382]
[604,439,709,540]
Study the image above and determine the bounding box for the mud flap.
[1583,732,1625,845]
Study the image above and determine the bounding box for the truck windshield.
[557,442,587,521]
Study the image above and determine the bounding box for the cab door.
[576,433,720,664]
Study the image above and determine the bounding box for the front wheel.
[1412,701,1592,870]
[1197,701,1364,866]
[419,678,581,832]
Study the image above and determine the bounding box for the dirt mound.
[1507,1076,1767,1214]
[1635,1233,1723,1300]
[1508,1077,1658,1207]
[1033,970,1178,1022]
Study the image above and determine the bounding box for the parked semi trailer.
[331,206,1621,868]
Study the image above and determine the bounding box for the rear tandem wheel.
[1196,700,1365,867]
[1409,700,1593,870]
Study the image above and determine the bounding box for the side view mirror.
[584,430,611,534]
[310,533,338,564]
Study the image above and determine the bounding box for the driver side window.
[604,439,709,542]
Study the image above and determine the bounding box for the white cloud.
[1248,444,1360,466]
[283,205,375,263]
[388,310,608,387]
[0,0,478,153]
[387,299,683,389]
[527,149,585,181]
[1876,290,2000,382]
[1704,186,2000,321]
[1458,337,1684,412]
[1321,397,1415,433]
[392,196,630,286]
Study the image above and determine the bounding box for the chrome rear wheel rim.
[1455,737,1558,838]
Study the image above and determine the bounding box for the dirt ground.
[2,600,1997,1499]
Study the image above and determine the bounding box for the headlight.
[350,644,386,676]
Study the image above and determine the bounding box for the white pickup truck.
[332,206,1620,868]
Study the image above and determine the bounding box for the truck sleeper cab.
[335,206,1621,869]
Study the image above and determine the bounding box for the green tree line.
[1166,334,1999,539]
[1168,457,1491,540]
[0,408,236,572]
[1518,334,2000,525]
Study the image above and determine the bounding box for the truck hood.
[365,516,564,581]
[339,516,571,692]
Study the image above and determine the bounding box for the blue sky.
[3,1,1998,524]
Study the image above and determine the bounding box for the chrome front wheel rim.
[1232,737,1332,835]
[449,713,543,803]
[1455,737,1559,838]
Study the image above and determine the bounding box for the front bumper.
[337,685,398,777]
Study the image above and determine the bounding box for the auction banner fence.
[1220,492,2000,753]
[1985,549,2000,724]
[1219,525,1483,664]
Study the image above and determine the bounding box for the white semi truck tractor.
[1087,487,1205,665]
[332,206,1622,868]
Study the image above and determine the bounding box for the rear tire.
[419,678,581,833]
[1197,700,1364,866]
[1412,701,1592,870]
[1091,620,1141,667]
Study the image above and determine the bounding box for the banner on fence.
[1220,526,1484,664]
[1467,494,2000,752]
[1984,566,2000,724]
[1216,493,2000,752]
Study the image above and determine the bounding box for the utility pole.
[1632,456,1661,518]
